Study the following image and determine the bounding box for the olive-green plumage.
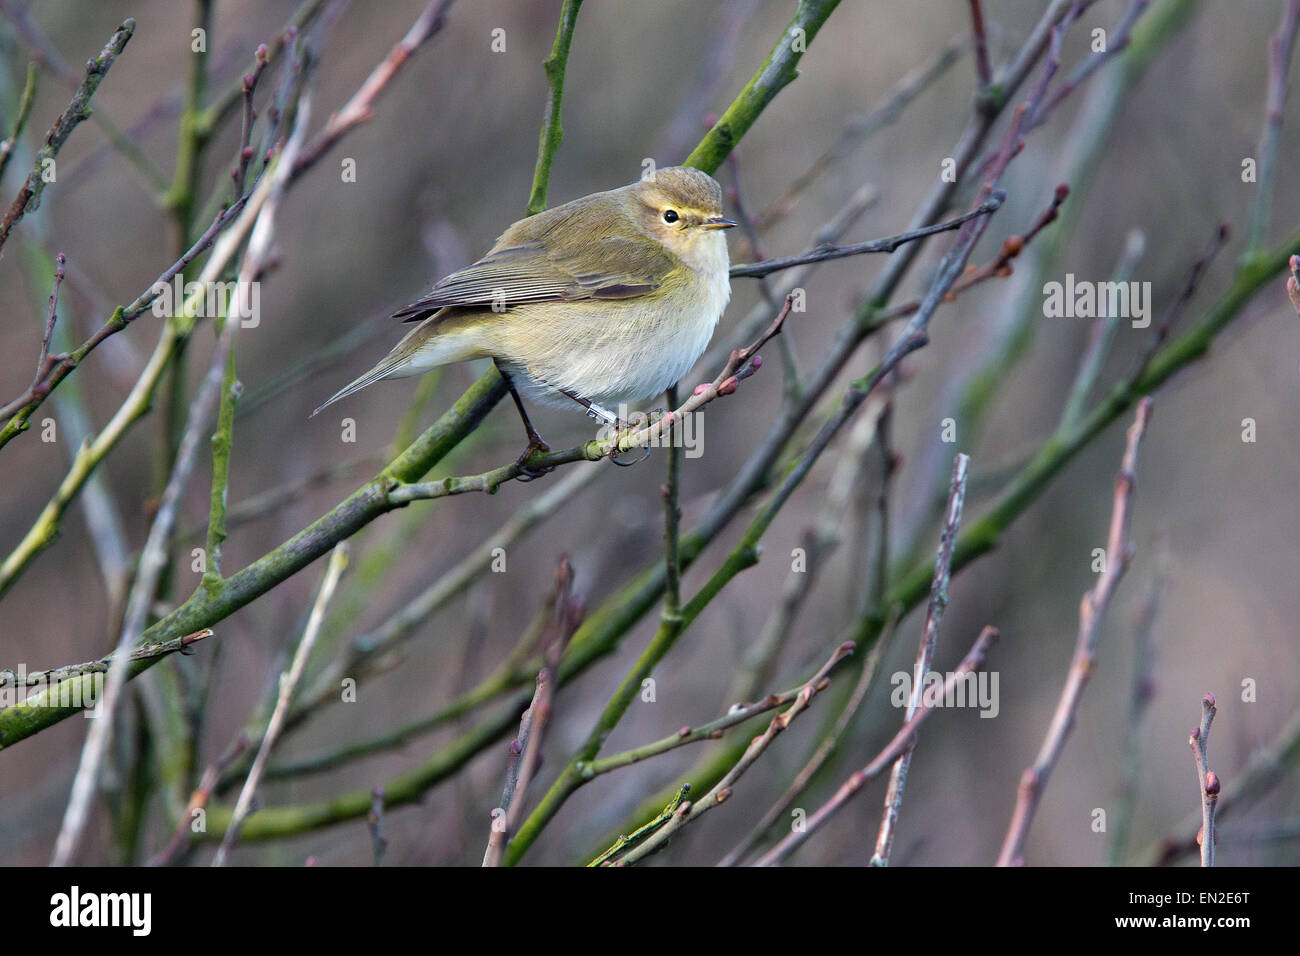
[315,166,735,423]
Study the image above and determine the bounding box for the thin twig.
[28,252,67,398]
[1133,222,1230,377]
[1023,0,1151,132]
[1245,0,1300,257]
[968,0,994,89]
[288,0,455,186]
[996,397,1153,866]
[147,733,249,867]
[870,453,970,866]
[232,44,272,197]
[1288,254,1300,316]
[212,542,350,865]
[0,19,135,254]
[591,641,856,778]
[482,558,578,866]
[1060,228,1146,431]
[719,405,899,867]
[0,61,37,187]
[729,195,1004,279]
[48,114,307,866]
[1108,539,1165,866]
[49,317,237,866]
[0,629,212,689]
[756,33,962,231]
[1189,693,1219,867]
[753,626,999,866]
[1136,708,1300,866]
[604,647,854,866]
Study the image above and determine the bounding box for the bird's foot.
[514,435,554,482]
[606,409,653,468]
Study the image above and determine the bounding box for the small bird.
[314,166,735,465]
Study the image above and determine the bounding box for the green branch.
[527,0,585,216]
[683,0,842,172]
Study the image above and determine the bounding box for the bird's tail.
[311,318,483,417]
[311,353,411,417]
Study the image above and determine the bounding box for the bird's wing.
[393,215,678,322]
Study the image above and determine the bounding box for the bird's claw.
[515,437,554,482]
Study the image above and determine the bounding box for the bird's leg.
[503,374,553,481]
[555,388,651,467]
[558,387,621,427]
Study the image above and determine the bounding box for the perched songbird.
[314,166,735,462]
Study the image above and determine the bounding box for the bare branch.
[996,397,1153,866]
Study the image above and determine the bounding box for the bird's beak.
[703,216,738,230]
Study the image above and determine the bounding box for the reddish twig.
[148,733,250,867]
[1025,0,1152,131]
[754,626,1000,866]
[232,44,272,197]
[1288,254,1300,316]
[874,184,1069,324]
[483,557,579,866]
[288,0,454,184]
[968,0,994,89]
[996,397,1153,866]
[602,643,856,866]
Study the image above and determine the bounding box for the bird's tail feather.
[311,354,410,417]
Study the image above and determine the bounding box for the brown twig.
[874,184,1069,325]
[1024,0,1151,131]
[288,0,455,185]
[996,397,1153,866]
[1189,693,1219,867]
[601,644,855,866]
[729,194,1005,279]
[483,558,579,866]
[592,641,857,779]
[232,44,272,197]
[0,196,247,434]
[148,732,249,867]
[1288,254,1300,316]
[0,19,135,254]
[753,626,1000,866]
[1137,708,1300,865]
[1134,222,1231,376]
[968,0,994,89]
[719,606,900,867]
[20,252,68,406]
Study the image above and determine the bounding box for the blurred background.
[0,0,1296,866]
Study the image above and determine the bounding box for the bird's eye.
[662,209,679,223]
